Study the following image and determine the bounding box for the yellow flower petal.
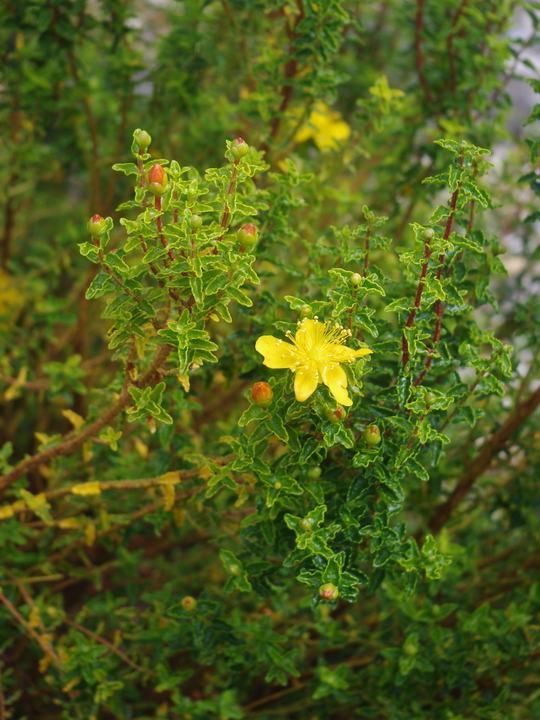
[326,345,373,364]
[255,336,298,368]
[294,361,319,402]
[321,363,352,406]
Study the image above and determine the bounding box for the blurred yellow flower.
[295,102,351,152]
[255,318,372,406]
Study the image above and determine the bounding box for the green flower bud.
[181,596,197,612]
[363,425,381,445]
[425,392,436,407]
[325,406,345,424]
[189,214,203,229]
[237,223,258,247]
[307,466,322,480]
[273,481,282,489]
[146,164,168,196]
[228,564,241,576]
[251,381,273,406]
[351,272,362,286]
[319,583,339,601]
[423,228,435,242]
[299,517,314,533]
[134,129,152,150]
[87,214,107,237]
[231,137,249,159]
[300,304,312,317]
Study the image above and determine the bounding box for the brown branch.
[62,617,153,675]
[413,164,463,384]
[0,665,5,720]
[428,384,540,535]
[0,592,62,668]
[260,0,305,157]
[414,0,434,103]
[0,344,173,496]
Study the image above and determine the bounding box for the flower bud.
[87,214,107,237]
[300,304,312,317]
[351,272,362,286]
[237,223,258,247]
[363,425,381,445]
[319,583,339,601]
[423,228,435,241]
[134,129,152,150]
[146,164,168,195]
[299,517,314,533]
[181,596,197,612]
[307,466,322,480]
[425,392,436,407]
[325,406,345,424]
[231,137,249,159]
[189,214,203,230]
[251,381,273,406]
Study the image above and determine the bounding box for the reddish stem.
[401,237,433,367]
[363,229,371,277]
[155,195,175,263]
[414,0,434,103]
[213,159,240,253]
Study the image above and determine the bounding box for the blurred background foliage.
[1,1,540,719]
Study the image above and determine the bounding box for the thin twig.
[62,617,154,675]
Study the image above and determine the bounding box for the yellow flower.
[255,318,372,406]
[295,102,351,152]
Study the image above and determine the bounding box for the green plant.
[1,2,540,719]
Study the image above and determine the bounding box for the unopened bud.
[189,214,203,229]
[351,273,362,286]
[425,392,436,407]
[300,304,312,317]
[181,596,197,612]
[231,137,249,159]
[423,228,435,242]
[307,466,322,480]
[134,129,152,150]
[237,223,258,247]
[146,164,168,195]
[363,425,381,445]
[299,517,314,533]
[251,381,273,406]
[87,214,107,237]
[319,583,339,601]
[325,406,346,424]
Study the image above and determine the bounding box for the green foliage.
[1,1,540,719]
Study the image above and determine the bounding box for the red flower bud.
[231,137,249,159]
[146,164,168,195]
[237,223,258,247]
[319,583,339,601]
[87,214,107,237]
[251,381,273,406]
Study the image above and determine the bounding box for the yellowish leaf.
[72,481,101,496]
[61,409,85,430]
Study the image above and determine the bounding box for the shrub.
[1,2,540,719]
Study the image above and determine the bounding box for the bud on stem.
[251,381,273,407]
[146,164,168,196]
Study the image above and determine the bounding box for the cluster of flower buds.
[146,163,168,196]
